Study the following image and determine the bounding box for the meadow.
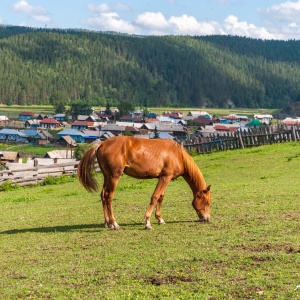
[0,142,299,299]
[0,104,279,119]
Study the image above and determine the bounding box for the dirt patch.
[144,275,195,285]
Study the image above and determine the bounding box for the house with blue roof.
[57,129,87,143]
[0,129,28,143]
[54,114,66,122]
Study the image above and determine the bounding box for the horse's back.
[98,136,184,179]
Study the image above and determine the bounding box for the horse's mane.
[178,143,206,189]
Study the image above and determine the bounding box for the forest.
[1,25,300,109]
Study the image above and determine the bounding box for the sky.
[1,0,300,40]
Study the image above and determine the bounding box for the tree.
[117,101,135,118]
[50,91,67,114]
[70,101,93,120]
[55,102,65,114]
[105,101,112,115]
[153,125,160,138]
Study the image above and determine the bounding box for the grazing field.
[0,104,279,119]
[0,142,299,299]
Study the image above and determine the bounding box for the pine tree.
[153,125,160,139]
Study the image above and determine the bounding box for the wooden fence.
[0,161,79,187]
[183,124,300,153]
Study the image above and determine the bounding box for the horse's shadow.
[0,220,198,234]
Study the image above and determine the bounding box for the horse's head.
[193,185,211,222]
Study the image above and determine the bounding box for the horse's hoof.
[145,225,153,230]
[158,220,166,225]
[109,224,121,230]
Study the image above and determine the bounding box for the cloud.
[87,3,109,13]
[85,12,138,34]
[115,3,131,12]
[135,12,169,31]
[264,0,300,23]
[83,3,297,39]
[223,15,282,40]
[12,0,50,23]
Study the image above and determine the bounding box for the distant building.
[0,129,28,143]
[18,111,35,121]
[39,118,61,129]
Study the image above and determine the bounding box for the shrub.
[40,174,76,186]
[0,180,20,192]
[74,143,92,160]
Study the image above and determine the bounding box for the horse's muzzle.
[199,214,210,223]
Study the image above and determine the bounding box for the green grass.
[0,142,299,299]
[0,104,279,119]
[0,143,59,156]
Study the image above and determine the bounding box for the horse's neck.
[183,167,205,195]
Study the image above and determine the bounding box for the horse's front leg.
[144,176,171,230]
[155,195,166,225]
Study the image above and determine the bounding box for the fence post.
[291,126,296,141]
[238,131,244,149]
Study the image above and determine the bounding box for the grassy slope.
[0,142,299,299]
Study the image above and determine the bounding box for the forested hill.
[1,25,300,109]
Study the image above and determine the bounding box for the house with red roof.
[71,120,91,130]
[39,118,61,129]
[18,111,36,121]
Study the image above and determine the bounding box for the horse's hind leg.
[144,176,171,230]
[101,185,109,228]
[103,177,120,230]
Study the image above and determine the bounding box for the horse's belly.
[124,165,160,179]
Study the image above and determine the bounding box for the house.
[71,120,90,130]
[57,129,87,143]
[0,116,9,125]
[187,111,212,119]
[139,123,186,139]
[24,119,40,129]
[125,126,140,135]
[23,129,53,145]
[214,124,239,133]
[54,114,66,122]
[44,150,74,160]
[18,111,35,121]
[0,129,28,143]
[131,109,144,118]
[163,111,183,119]
[149,132,175,139]
[246,119,262,127]
[36,114,51,120]
[39,118,61,129]
[119,116,145,123]
[56,136,77,148]
[146,113,158,119]
[81,129,103,143]
[0,151,21,163]
[193,115,214,126]
[254,114,273,125]
[281,117,300,128]
[101,124,126,135]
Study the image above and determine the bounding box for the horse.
[77,136,211,230]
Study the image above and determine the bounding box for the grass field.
[0,142,299,299]
[0,104,279,119]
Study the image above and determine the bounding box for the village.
[0,108,300,169]
[0,108,293,145]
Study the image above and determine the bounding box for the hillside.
[1,25,300,109]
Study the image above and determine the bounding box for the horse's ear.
[204,185,211,193]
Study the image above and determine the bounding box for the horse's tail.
[78,143,102,192]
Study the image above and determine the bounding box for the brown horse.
[78,136,211,230]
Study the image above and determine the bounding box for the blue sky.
[1,0,300,40]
